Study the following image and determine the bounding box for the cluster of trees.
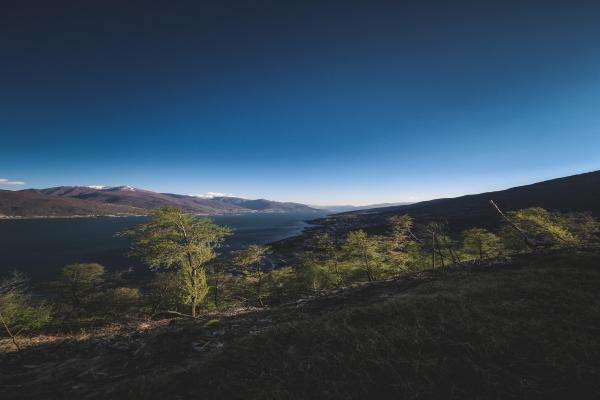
[2,205,598,350]
[0,262,148,350]
[0,271,51,351]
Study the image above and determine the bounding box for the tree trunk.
[180,220,198,317]
[191,297,197,317]
[436,246,446,270]
[0,311,20,352]
[431,232,436,270]
[451,247,462,265]
[256,267,264,306]
[448,246,459,265]
[489,200,535,249]
[332,253,342,286]
[363,253,373,281]
[213,273,220,309]
[191,267,197,318]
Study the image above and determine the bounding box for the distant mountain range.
[0,189,145,218]
[0,186,319,218]
[315,202,412,212]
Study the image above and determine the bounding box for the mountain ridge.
[3,186,319,217]
[0,189,146,218]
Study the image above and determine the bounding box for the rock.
[138,322,151,330]
[191,341,210,353]
[191,340,224,353]
[249,326,261,335]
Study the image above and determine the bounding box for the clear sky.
[1,1,599,205]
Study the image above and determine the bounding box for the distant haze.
[313,203,413,212]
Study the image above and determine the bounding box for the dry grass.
[0,320,173,353]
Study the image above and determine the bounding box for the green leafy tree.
[0,271,52,351]
[422,222,448,270]
[508,208,576,246]
[462,228,503,260]
[122,207,232,317]
[384,215,414,269]
[103,287,141,318]
[436,234,462,266]
[146,271,185,314]
[295,251,335,292]
[498,223,531,252]
[311,233,343,286]
[502,208,599,249]
[232,244,271,306]
[57,263,105,315]
[206,258,228,309]
[558,211,600,246]
[389,215,414,247]
[343,230,381,282]
[405,241,429,271]
[264,267,298,303]
[422,221,462,269]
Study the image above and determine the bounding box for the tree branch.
[489,200,536,249]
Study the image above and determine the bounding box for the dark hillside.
[311,170,600,236]
[2,250,600,399]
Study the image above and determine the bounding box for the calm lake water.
[0,212,327,281]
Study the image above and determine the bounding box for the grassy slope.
[2,250,600,399]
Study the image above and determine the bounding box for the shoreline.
[0,209,327,221]
[0,214,148,220]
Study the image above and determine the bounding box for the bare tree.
[490,200,535,249]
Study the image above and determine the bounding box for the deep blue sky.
[1,1,599,205]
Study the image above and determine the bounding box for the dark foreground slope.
[2,250,600,399]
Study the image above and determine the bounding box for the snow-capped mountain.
[12,186,319,216]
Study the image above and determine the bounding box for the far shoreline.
[0,209,327,221]
[0,214,149,221]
